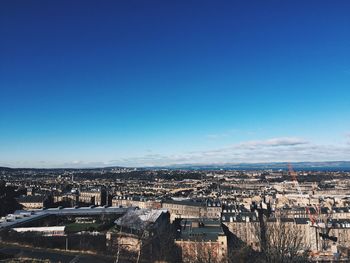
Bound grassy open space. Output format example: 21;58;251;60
65;223;103;233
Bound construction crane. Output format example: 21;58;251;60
288;164;336;252
288;163;303;196
288;164;316;224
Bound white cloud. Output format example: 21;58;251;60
5;137;350;168
102;137;350;167
237;137;308;148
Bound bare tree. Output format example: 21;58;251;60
227;245;263;263
153;224;181;263
180;238;226;263
256;220;310;263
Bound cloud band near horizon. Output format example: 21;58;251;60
2;136;349;168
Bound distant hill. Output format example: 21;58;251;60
0;166;13;171
0;166;127;171
157;161;350;171
1;161;350;172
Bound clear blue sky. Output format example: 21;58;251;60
1;0;350;167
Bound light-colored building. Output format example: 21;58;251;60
112;195;161;209
222;210;260;250
223;209;350;255
79;188;106;206
12;226;66;236
162;199;221;221
17;195;45;210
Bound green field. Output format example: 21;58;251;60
65;223;103;233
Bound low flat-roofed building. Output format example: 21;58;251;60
12;226;66;236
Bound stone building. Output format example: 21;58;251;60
162;199;221;221
79;188;106;206
112;195;161;209
106;209;171;262
222;210;260;250
53;192;79;206
17;195;45;210
175;219;228;263
223;208;350;256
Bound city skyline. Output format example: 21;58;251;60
1;0;350;168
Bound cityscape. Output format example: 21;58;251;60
1;164;350;262
1;1;350;263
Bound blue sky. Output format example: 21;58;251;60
1;0;350;168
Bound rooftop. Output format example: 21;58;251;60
115;208;169;230
177;219;224;242
16;195;45;203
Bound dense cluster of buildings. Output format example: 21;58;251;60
1;167;350;262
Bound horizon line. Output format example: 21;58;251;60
1;160;350;170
